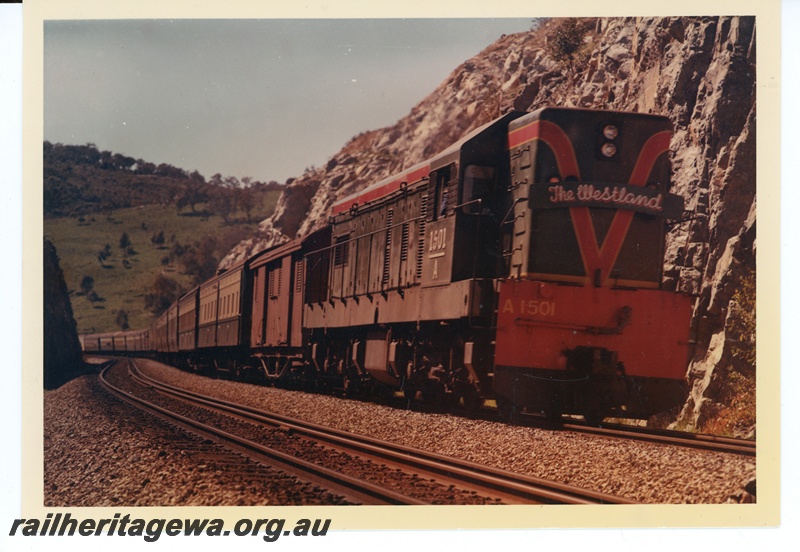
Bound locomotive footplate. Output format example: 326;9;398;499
493;364;687;420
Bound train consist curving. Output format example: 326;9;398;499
81;107;695;422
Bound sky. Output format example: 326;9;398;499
44;18;533;184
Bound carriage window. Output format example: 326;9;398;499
462;165;496;214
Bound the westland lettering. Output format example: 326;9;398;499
578;184;663;210
549;184;663;211
534;181;683;218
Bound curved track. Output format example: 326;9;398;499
93;354;755;459
103;359;636;505
99;361;419;505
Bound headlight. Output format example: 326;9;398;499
600;142;617;158
602;124;619;140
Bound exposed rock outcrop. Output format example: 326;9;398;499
44;239;88;389
220;17;757;433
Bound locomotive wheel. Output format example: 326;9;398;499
460;389;482;415
497;398;520;423
583;413;605;426
343;372;363;398
421;388;446;410
370;383;394;404
543;409;563;424
342;375;355;397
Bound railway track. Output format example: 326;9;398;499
95;354;755;459
486;407;755;457
553;419;756;457
99;361;413;505
101;359;636;505
358;393;755;457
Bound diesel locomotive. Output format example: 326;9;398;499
81;107;695;422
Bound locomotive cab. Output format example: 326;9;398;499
420;111;525;289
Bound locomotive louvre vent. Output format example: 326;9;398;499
268;270;274;298
417;194;428;279
295;259;304;294
334;236;349;266
400;222;409;261
382;209;393;286
269;268;282;299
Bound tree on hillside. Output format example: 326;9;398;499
208;173;224;187
168;241;188;265
208;185;235;223
176;182;209;214
179;236;219;285
63;143;101;166
97;243;112;266
115;309;130;330
99;150;114;169
175;170;209;214
154;163;186;179
111;153;136;171
44;141;227;217
151;230;166;248
546;19;590;75
236;185;255;222
79;275;95;296
144;274;184;315
134;159;156;175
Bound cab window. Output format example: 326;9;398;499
462;165;496;214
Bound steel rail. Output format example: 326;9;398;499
554;419;756;457
99;361;425;505
129;359;637;505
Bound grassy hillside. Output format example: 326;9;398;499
45;196;280;334
43;141;283;333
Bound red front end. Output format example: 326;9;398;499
494;279;693;418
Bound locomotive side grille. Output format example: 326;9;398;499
269;268;280;299
400;222;409;261
268;270;274;298
417;194;428;279
382;209;393;286
295;259;304;294
334;237;349;266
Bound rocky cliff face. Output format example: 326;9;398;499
221;17;757;434
44;239;88;389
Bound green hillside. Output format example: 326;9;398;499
45;202;279;333
43;142;282;333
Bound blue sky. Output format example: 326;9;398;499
45;18;532;183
